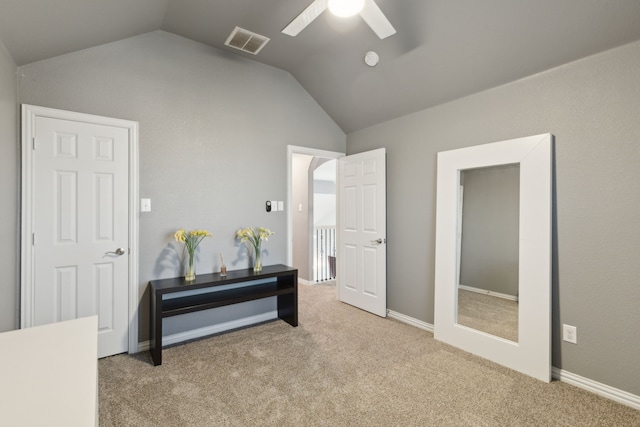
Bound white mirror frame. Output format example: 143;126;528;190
434;133;553;382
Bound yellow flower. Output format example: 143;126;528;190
174;228;213;255
174;229;186;243
235;226;274;253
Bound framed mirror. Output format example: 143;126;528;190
434;134;553;382
458;163;520;343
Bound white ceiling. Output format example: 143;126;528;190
2;0;640;133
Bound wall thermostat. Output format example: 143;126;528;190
266;201;272;212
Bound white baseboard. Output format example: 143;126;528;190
299;278;336;286
552;367;640;410
136;311;278;352
386;310;640;411
387;309;434;333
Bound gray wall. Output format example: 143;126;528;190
459;164;519;296
16;31;346;340
347;40;640;395
0;38;17;333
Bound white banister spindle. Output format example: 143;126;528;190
313;226;336;282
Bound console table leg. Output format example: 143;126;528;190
151;292;163;366
277;292;298;327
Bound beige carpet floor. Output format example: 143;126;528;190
99;284;639;426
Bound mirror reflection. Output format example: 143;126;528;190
457;164;520;342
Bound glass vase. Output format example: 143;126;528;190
253;242;262;273
185;252;196;281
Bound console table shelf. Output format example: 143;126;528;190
149;264;297;366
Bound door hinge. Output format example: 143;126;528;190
32;233;35;245
32;137;36;150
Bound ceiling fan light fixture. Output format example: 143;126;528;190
328;0;365;18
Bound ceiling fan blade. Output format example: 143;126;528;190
282;0;329;36
360;0;396;39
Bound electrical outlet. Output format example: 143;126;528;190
563;324;577;344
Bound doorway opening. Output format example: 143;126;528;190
311;158;337;282
287;146;343;286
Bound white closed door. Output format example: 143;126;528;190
29;115;130;358
338;148;387;317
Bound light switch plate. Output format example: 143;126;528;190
278;201;284;211
141;198;151;212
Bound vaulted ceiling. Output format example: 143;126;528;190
2;0;640;133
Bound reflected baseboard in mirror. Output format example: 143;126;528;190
434;133;553;382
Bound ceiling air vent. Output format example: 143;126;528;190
224;26;270;55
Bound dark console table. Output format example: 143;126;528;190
149;264;298;366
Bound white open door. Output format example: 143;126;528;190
337;148;386;317
22;105;138;358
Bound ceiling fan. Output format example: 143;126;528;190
282;0;396;40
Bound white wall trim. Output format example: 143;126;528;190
458;284;519;302
552;367;640;410
387;310;434;333
298;278;337;287
387;308;640;410
137;311;278;352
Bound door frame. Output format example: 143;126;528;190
20;104;140;354
286;145;344;286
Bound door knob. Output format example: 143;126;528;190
106;248;126;256
371;238;385;245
